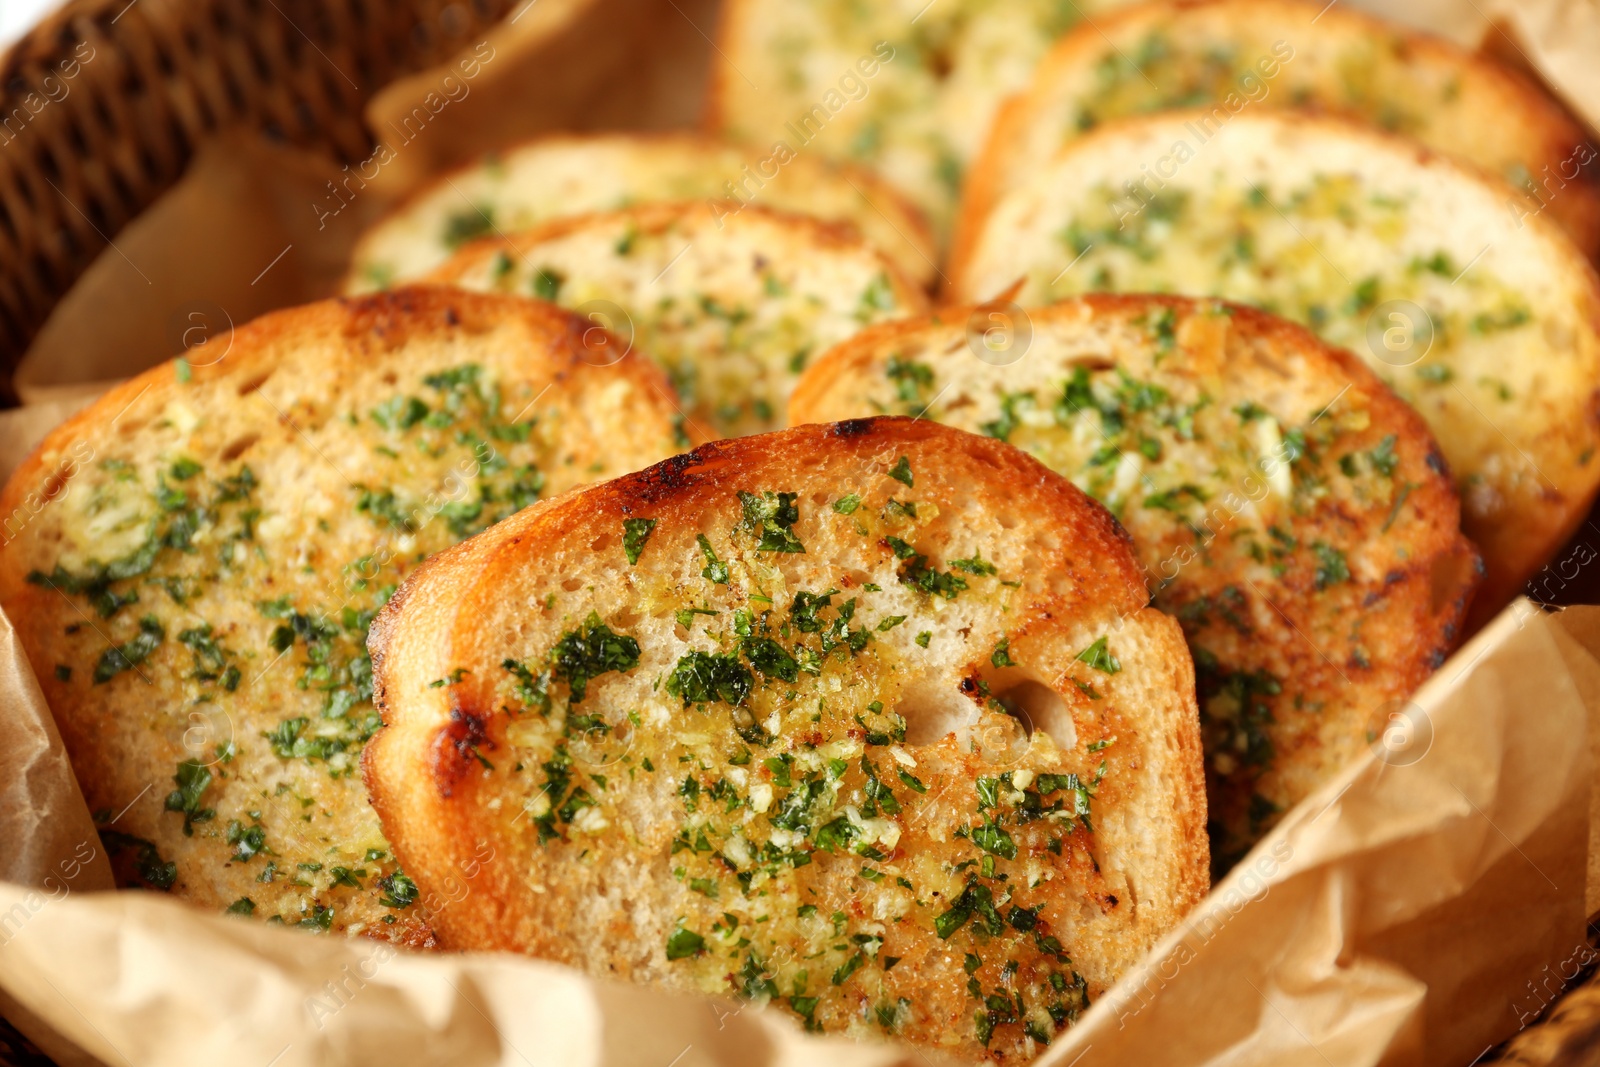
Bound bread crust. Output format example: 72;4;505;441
949;108;1600;626
0;287;686;942
952;0;1600;277
344;130;938;290
789;296;1479;862
365;417;1207;1059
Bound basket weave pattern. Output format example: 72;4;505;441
2;3;1599;1066
0;0;517;396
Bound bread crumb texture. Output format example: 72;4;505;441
0;288;683;943
365;417;1207;1061
789;296;1478;866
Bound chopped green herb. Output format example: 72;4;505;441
950;552;998;577
886;356;934;405
532;267;564;301
1312;542;1350;589
164;759;214;836
371;395;429;432
551;614;640;703
330;866;363;888
739;491;805;553
1369;435;1399;477
442;207;494;248
674;606;718;631
743;637;799;683
100;830;177;890
697;535;730;584
667;651;753;707
94;615;165;684
666;924;705;960
885;537;968;600
981;391;1034;441
1075;636;1120;675
225;820;265;861
169;457;203;481
858;272;896;319
934;880;1003;939
622;518;657;566
971;820;1018;860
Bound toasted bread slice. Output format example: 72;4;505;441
955;0;1600;271
344;132;938;290
789;297;1479;864
0;288;686;942
950;110;1600;625
709;0;1130;241
364;417;1207;1059
423;201;930;439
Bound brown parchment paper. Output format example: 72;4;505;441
4;0;1600;1064
0;595;1590;1067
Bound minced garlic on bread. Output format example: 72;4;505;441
344;132;938;291
709;0;1133;241
363;417;1207;1059
950;110;1600;623
424;201;929;438
956;0;1600;270
789;296;1479;863
0;288;686;942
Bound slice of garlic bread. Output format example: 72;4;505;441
789;297;1479;864
344;132;938;290
950;110;1600;624
424;201;930;439
364;417;1207;1059
957;0;1600;269
0;288;685;942
710;0;1131;241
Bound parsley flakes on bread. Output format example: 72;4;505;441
956;0;1600;271
710;0;1134;241
789;296;1478;861
0;288;686;940
344;131;938;290
424;200;929;438
951;109;1600;624
364;417;1207;1058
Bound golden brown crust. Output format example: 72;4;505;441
789;296;1479;861
365;417;1207;1059
0;287;685;942
345;130;938;289
951;0;1600;284
451;198;895;261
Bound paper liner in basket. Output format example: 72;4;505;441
3;0;1600;1061
0;594;1592;1066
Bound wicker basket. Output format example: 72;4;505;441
0;0;520;401
1488;943;1600;1067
